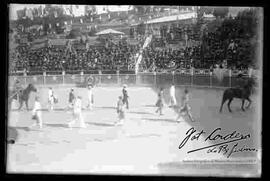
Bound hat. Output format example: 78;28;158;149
123;84;127;88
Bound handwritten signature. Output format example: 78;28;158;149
179;127;257;158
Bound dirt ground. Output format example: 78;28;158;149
6;86;261;176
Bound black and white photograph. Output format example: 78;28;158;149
7;4;262;177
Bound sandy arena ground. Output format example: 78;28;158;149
6;85;261;176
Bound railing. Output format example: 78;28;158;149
8;69;260;89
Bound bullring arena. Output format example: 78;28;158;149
7;5;263;177
7;73;261;176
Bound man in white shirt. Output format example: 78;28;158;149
169;83;177;107
30;96;43;129
68;96;86;128
48;87;54;111
87;84;94;110
176;88;195;122
115;96;125;125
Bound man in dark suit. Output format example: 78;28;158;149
122;84;129;109
68;88;75;108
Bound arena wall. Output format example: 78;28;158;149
8;72;249;90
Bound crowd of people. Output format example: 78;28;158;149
200;14;257;70
142;47;199;71
9;35;252;74
140;45;201;71
139;16;256;72
10;39;140;73
10;10;258;74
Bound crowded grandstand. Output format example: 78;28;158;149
9;6;261;75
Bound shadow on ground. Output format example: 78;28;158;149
86;122;115;127
143;105;156;108
142;118;179;123
95;106;116;110
44;123;69;128
129;111;154;115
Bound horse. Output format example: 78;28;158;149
9;83;37;111
219;77;256;113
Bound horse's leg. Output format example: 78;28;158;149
246;97;252;109
219;100;226;113
241;99;245;111
227;98;233;112
13;94;18;106
25;100;29;111
18;99;23;110
187;110;195;122
175;113;182;122
219;95;227;113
